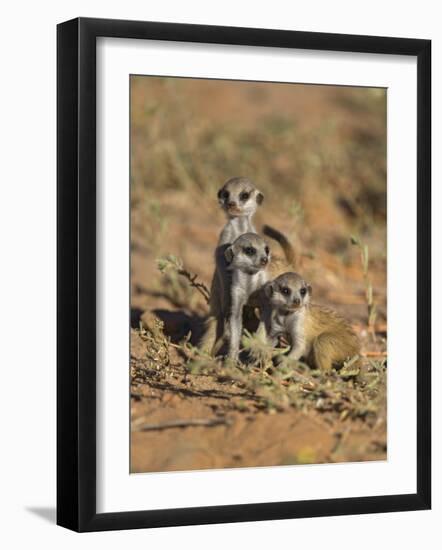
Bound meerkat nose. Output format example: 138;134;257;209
227;201;237;208
260;257;268;266
293;297;301;306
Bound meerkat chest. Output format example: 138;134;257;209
219;217;255;245
272;311;309;353
268;312;288;339
288;311;310;354
232;270;267;302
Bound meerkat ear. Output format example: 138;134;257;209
264;282;274;297
256;191;264;205
217;188;224;199
224;246;234;263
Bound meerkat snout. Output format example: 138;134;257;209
224;233;270;275
217;176;264;218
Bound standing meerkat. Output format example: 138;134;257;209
259;272;360;370
211;233;270;360
216;176;264;245
200;177;264;353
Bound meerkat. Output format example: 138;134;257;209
216;176;264;245
201;228;297;355
259;272;360;370
212;233;270;360
200;177;264;353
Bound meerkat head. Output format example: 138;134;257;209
224;233;270;275
217;177;264;218
265;272;312;312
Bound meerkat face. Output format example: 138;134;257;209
217;177;264;218
224;233;270;275
265;272;312;312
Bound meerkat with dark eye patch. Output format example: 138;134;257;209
259;272;360;370
211;233;271;360
216;176;264;245
200;177;264;353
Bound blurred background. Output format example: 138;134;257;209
130;76;387;473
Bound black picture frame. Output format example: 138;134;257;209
57;17;431;532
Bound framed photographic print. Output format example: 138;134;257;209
57;17;431;532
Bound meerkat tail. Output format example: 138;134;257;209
262;224;296;267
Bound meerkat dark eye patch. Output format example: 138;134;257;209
300;287;307;297
264;245;270;255
281;286;291;296
219;190;229;200
243;246;256;256
264;282;274;297
239;191;250;202
256;192;264;205
224;246;234;263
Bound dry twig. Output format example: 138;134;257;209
361;351;387;358
157;255;211;304
132;417;231;432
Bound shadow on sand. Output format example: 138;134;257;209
26;506;56;524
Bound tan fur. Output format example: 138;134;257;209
304;305;360;370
